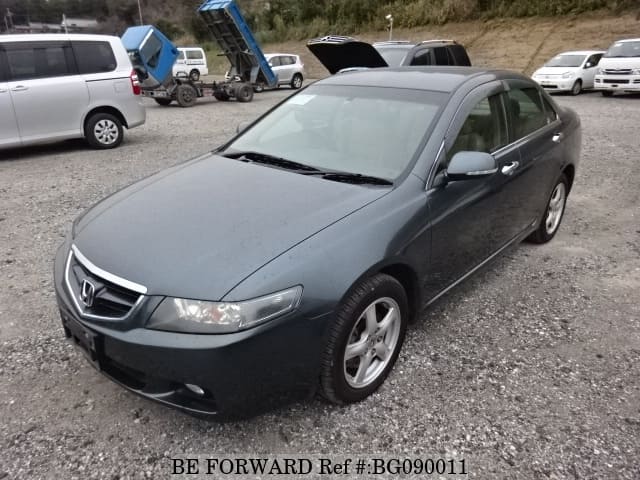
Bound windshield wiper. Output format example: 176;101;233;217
221;150;322;173
316;172;393;186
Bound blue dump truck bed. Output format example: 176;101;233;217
121;26;179;89
198;0;277;88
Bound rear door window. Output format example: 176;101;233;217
411;49;432;66
434;47;449;65
506;88;548;140
6;43;75;80
72;41;117;74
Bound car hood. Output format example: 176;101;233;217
534;66;581;76
72;154;389;301
598;57;640;69
307;37;388;74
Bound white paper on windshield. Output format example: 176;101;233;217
288;94;315;105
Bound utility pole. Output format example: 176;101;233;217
385;14;394;41
137;0;143;25
6;8;14;33
62;13;68;34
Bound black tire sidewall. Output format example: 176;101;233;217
189;69;200;81
291;74;303;89
323;275;408;404
85;113;123;149
176;85;197;107
571;80;582;96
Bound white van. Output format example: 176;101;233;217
172;47;208;81
594;38;640;96
0;34;145;150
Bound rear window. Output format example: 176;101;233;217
507;88;548;140
72;41;117;74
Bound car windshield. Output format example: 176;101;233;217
224;84;445;181
604;40;640;58
375;46;411;66
545;54;585;67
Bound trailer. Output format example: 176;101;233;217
120;0;276;107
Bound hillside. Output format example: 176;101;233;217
255;9;640;79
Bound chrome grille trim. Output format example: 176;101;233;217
64;246;146;321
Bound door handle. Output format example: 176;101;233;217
11;85;29;92
501;161;519;176
552;132;564;143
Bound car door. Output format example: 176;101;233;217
503;81;564;233
6;41;89;144
268;56;282;83
278;56;295;83
582;53;602;88
0;47;21;147
424;82;521;298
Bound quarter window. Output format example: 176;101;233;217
507;88;548;140
542;96;558;124
72;41;117;74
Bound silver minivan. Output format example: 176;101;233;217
0;34;145;150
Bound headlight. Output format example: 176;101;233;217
596;68;604;75
562;71;574;79
146;286;303;333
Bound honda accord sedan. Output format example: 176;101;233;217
54;67;581;418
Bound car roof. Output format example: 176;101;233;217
315;66;526;93
0;33;120;42
615;38;640;43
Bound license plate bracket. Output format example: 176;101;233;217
61;313;102;370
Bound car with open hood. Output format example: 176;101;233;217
307;36;470;74
54;67;580;418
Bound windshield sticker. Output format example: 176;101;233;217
288;94;315;105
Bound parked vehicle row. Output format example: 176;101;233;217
532;38;640;96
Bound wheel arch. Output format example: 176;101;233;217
562;163;576;193
83;105;128;133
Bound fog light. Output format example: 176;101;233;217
185;383;205;396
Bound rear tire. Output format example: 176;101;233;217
235;83;254;103
527;173;568;244
85;113;123;149
176;84;197;107
570;79;582;96
319;274;408;404
601;91;614;97
154;98;172;106
214;91;230;101
291;73;303;89
189;69;200;81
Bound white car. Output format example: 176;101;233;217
594;38;640;96
0;34;145;150
172;47;208;81
532;50;605;95
260;53;305;91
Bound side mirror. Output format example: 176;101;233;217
236;120;251;134
446;151;497;181
584;62;592;68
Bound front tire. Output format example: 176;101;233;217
235;83;254;103
154;97;172;106
570;79;582;96
319;274;408;404
85;113;123;149
527;173;568;244
290;73;303;89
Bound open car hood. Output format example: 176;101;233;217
307;36;389;74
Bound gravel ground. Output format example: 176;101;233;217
1;89;639;480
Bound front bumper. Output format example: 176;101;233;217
53;243;331;418
533;77;576;92
594;75;640;91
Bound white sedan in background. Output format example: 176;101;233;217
532;50;605;95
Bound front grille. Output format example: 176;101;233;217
603;79;630;84
604;69;632;75
65;248;143;319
